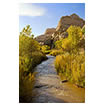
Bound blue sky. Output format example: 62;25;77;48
19;3;85;37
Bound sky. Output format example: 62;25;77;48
19;3;85;37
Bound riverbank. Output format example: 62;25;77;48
32;55;85;103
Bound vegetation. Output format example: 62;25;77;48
19;25;47;102
55;52;85;87
41;45;51;54
54;39;63;49
19;24;85;103
50;49;64;56
54;25;85;88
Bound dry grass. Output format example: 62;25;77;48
55;52;85;88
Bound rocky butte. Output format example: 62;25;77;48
35;13;85;47
35;28;56;46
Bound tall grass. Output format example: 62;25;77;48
19;53;47;102
54;26;85;88
19;72;35;103
19;25;47;102
19;52;47;102
55;52;85;87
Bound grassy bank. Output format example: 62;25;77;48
19;52;47;102
54;25;85;88
49;49;65;56
19;25;47;103
55;52;85;87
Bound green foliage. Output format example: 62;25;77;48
19;25;47;102
50;49;64;56
67;26;82;41
62;38;72;52
19;68;35;102
55;52;85;87
19;52;47;72
67;26;82;51
55;39;63;49
41;45;50;54
54;26;83;52
82;26;85;35
54;25;85;88
19;33;40;57
20;25;34;37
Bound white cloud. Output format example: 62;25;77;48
19;4;46;17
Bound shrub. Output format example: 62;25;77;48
19;35;40;57
19;52;47;102
54;39;63;49
62;38;72;52
50;49;64;56
55;52;85;88
19;72;35;103
41;45;51;54
54;26;85;88
19;25;47;102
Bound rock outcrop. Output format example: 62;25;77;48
35;28;56;46
44;28;56;34
52;14;85;42
56;14;84;32
35;13;85;47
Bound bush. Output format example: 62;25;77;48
19;72;35;103
54;26;85;88
41;45;51;54
62;38;72;52
50;49;64;56
19;25;47;102
54;39;63;49
19;52;47;71
55;52;85;88
19;34;40;57
19;52;47;102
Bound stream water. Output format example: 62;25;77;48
32;55;85;103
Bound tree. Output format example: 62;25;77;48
20;25;34;37
67;26;82;46
19;25;40;57
62;38;72;52
55;39;63;49
67;26;82;52
41;45;50;53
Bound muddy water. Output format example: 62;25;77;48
32;55;85;103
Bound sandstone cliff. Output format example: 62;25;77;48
35;13;85;47
52;14;85;42
35;28;56;46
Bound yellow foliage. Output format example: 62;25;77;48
55;39;63;49
41;45;50;54
55;52;85;87
50;49;64;56
62;38;72;51
19;25;47;102
19;71;35;102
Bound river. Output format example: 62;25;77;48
32;55;85;103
